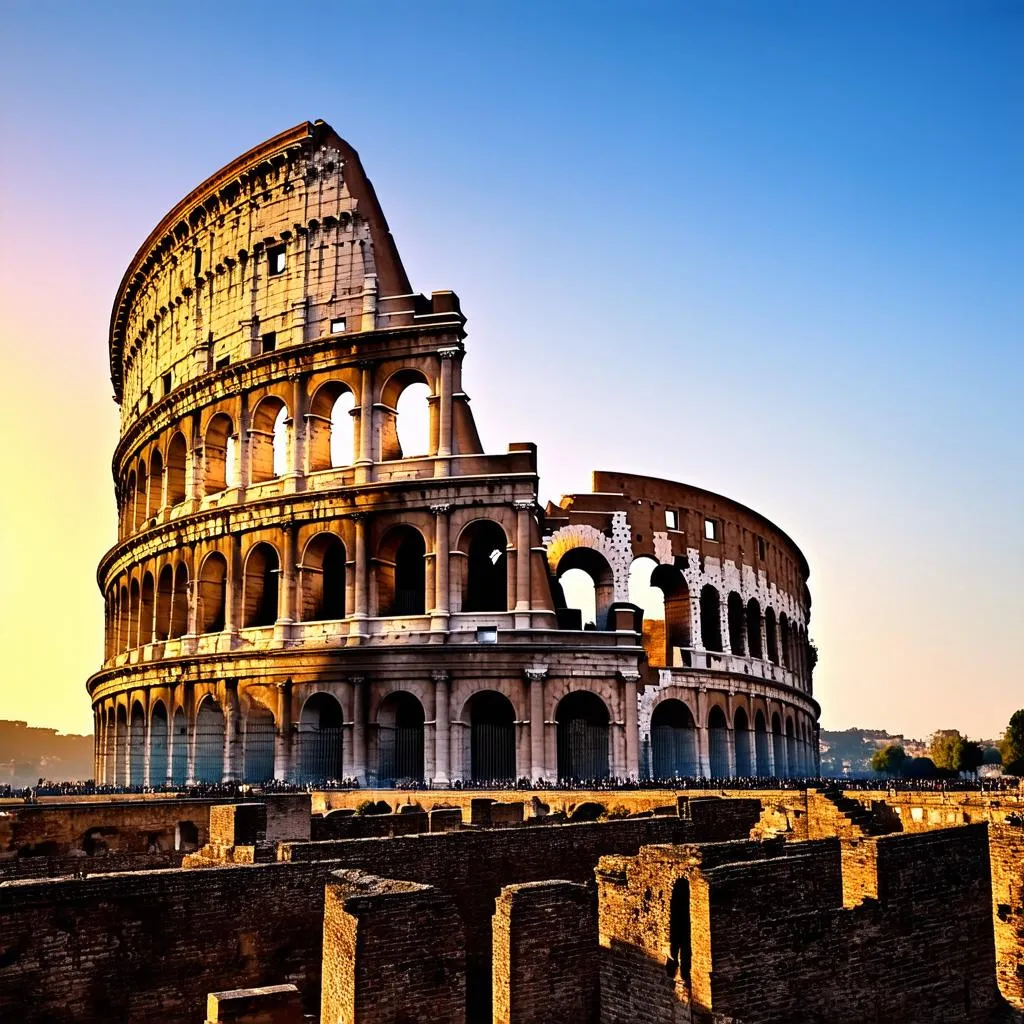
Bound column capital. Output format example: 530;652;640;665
618;670;643;684
523;666;548;683
348;510;369;522
512;499;537;513
431;669;451;684
438;346;461;360
430;503;453;516
348;674;367;685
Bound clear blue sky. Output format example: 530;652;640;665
0;1;1021;740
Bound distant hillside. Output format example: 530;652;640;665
819;727;927;778
0;720;93;786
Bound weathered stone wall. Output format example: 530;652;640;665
310;808;432;841
492;880;597;1024
990;823;1024;1010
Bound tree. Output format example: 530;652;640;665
957;739;984;775
1000;709;1024;767
982;746;1003;765
929;730;963;771
870;744;907;776
904;756;938;779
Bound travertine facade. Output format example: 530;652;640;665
88;120;817;787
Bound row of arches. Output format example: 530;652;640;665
645;699;816;779
118;373;434;538
96;689;616;786
105;520;510;658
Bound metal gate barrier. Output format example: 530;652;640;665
557;720;609;781
471;721;516;782
298;726;343;785
651;724;698;778
378;725;424;785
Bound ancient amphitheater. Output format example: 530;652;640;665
89;119;818;789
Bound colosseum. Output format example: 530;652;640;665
88;118;819;789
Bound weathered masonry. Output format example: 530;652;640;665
88;120;819;787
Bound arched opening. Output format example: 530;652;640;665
171;562;189;639
170;708;187;786
786;717;798;778
699;585;722;653
128;578;140;649
139;572;155;646
243;543;280;627
298;692;344;785
309;382;357;470
727;592;745;655
125;469;136;533
194;698;225;783
249;396;289;483
376;692;425;785
150;703;168;786
301;534;347;621
629;556;665;661
734;707;751;777
129;703;146;787
148;450;163;517
708;706;729;779
754;711;771;777
114;705;128;786
204;413;234;494
465;691;516;782
394;381;432;458
746;599;763;660
765;607;779;665
555;547;614;629
556;691;610;782
155;565;173;641
134;460;148;529
198;553;227;633
166;432;187;506
772;713;786;779
669;878;692;981
460;521;508;613
377;526;426;616
243;703;276;783
117;583;128;652
779;613;791;670
650;699;698;779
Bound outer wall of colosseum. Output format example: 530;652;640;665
88;119;818;790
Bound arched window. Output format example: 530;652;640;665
148;449;163;518
754;711;770;778
554;547;614;629
465;691;516;782
204;414;234;494
649;699;697;779
114;705;128;786
301;534;347;621
765;607;779;665
460;521;508;613
699;585;722;653
134;460;148;529
198;553;227;633
786;717;798;779
380;369;433;460
166;432;188;506
243;703;276;783
376;692;425;785
155;565;173;641
129;703;146;787
125;470;137;533
772;713;786;779
194;698;225;783
708;706;729;779
377;527;426;616
249;396;289;483
139;572;155;646
243;543;280;627
727;592;745;655
734;707;751;777
556;691;610;782
746;599;763;660
118;583;129;653
308;382;357;470
778;613;790;669
128;578;141;650
651;564;691;664
170;708;187;786
171;562;189;639
298;693;344;784
150;703;168;786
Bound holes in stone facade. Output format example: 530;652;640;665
243;543;280;627
699;585;722;653
703;518;718;541
267;245;286;276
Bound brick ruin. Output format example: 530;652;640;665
0;788;1021;1022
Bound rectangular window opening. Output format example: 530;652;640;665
215;355;231;370
162;372;173;396
330;316;347;335
757;536;766;560
704;518;718;541
267;245;286;276
261;331;277;354
193;249;202;278
476;626;498;645
665;509;678;530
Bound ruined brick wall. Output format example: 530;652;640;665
988;824;1024;1010
492;881;597;1024
321;870;465;1024
682;797;764;840
310;809;431;841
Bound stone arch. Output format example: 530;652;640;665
198;552;228;633
778;613;790;669
129;702;146;787
765;607;779;665
155;564;173;641
746;598;763;660
786;716;797;778
734;706;752;777
376;525;427;616
249;394;289;482
128;577;141;649
124;468;137;534
380;368;433;460
771;712;786;779
204;413;234;494
651;564;691;665
727;592;745;656
194;697;225;783
134;458;148;529
297;692;344;785
170;707;187;786
699;584;722;653
649;698;697;779
242;700;276;783
376;691;425;785
556;691;610;782
150;701;168;785
553;546;614;629
545;520;630;609
148;449;163;517
166;431;188;505
171;562;189;639
308;381;356;470
300;533;347;621
139;571;155;646
708;705;729;779
462;690;517;783
457;519;509;613
243;542;280;627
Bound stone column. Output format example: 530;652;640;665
285;373;305;493
431;503;451;635
275;680;292;782
143;692;152;788
223;679;240;782
435;346;458;472
433;670;451;786
350;514;369;640
186;686;197;784
514;500;534;623
278;523;297;639
695;689;709;778
719;592;732;655
351;675;368;785
525;668;547;783
225;533;242;635
621;671;640;781
355;361;373;485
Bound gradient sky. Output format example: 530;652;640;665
0;1;1020;741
